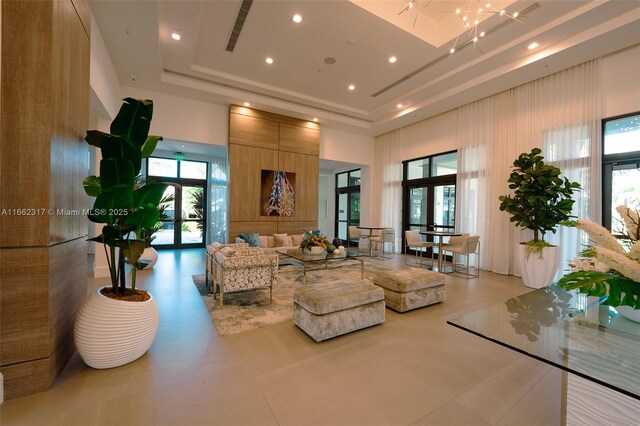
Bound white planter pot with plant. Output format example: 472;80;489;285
75;98;167;369
499;148;581;288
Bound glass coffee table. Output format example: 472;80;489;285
276;248;363;285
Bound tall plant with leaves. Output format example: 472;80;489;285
192;189;204;239
84;98;167;296
498;148;581;246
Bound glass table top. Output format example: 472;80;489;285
276;248;361;263
448;284;640;400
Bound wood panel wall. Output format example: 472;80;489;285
228;106;319;240
0;0;89;399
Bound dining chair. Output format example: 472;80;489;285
347;226;363;248
370;228;396;259
404;230;436;266
441;235;480;278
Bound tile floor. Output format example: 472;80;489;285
0;249;564;425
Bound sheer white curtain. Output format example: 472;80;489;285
208;156;228;244
374;129;403;251
458;59;602;276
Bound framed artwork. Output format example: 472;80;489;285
261;170;296;216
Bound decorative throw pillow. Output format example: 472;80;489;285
273;233;293;247
238;232;261;247
291;234;303;246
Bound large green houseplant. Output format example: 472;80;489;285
75;98;167;369
498;148;580;288
83;98;167;296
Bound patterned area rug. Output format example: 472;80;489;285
192;262;391;336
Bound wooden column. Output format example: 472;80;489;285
0;0;90;399
228;106;320;239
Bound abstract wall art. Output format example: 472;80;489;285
261;170;296;216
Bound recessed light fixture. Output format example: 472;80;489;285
292;14;302;23
397;103;403;108
388;56;397;63
450;48;455;54
348;84;356;91
313;118;319;122
244;102;251;107
528;42;539;50
265;57;274;64
171;32;181;41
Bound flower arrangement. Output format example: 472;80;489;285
558;205;640;309
299;230;331;252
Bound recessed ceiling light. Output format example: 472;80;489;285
450;48;455;54
388;56;397;64
244;102;251;107
265;57;274;64
397;103;403;108
528;42;539;50
348;84;355;91
292;14;302;23
171;32;181;41
313;118;319;122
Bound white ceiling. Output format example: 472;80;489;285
90;0;640;136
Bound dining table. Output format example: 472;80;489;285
420;230;462;272
356;226;387;256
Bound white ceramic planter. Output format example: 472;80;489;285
139;247;158;269
517;244;560;289
615;305;640;323
74;287;159;369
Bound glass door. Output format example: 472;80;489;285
147;156;208;249
154;186;176;246
152;185;206;248
602;112;640;234
180;186;205;246
335;169;361;242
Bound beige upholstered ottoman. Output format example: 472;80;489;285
373;269;445;312
293;280;385;342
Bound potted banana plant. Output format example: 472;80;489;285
74;98;167;369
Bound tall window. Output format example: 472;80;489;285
147;157;208;249
335;169;361;242
602;112;640;234
402;151;457;254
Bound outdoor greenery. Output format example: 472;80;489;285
83;98;167;296
499;148;581;246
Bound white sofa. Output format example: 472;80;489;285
234;234;304;254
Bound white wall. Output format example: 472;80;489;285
320;127;375;236
318;175;330;236
90;13;121;119
122;86;228;147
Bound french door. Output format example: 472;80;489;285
336;190;360;242
403;176;456;257
602;112;640;233
147;156;208;249
154;184;206;249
